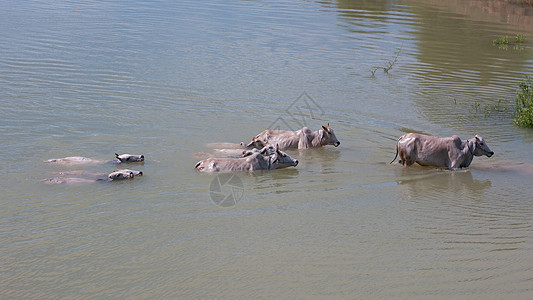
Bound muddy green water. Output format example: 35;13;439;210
1;0;533;298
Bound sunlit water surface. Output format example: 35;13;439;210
1;0;533;298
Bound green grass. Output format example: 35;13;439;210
514;76;533;127
493;36;509;45
470;99;511;119
465;76;533;128
493;34;525;47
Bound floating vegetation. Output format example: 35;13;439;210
470;99;512;119
371;44;403;77
514;76;533;127
493;34;525;50
466;76;533;127
493;36;509;45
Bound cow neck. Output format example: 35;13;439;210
312;130;322;147
466;139;474;156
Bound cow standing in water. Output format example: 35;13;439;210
245;124;340;150
391;133;494;170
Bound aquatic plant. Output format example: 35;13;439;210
371;44;403;77
493;34;525;50
493;36;509;45
514;76;533;127
471;99;511;118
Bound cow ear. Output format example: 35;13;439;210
275;144;279;152
115;153;120;158
475;135;480;142
322;126;329;133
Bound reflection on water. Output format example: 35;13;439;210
396;167;492;199
402;0;533;137
421;0;533;28
295;147;342;172
2;0;533;298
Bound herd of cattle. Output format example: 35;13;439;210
194;123;494;172
44;123;495;183
44;153;145;184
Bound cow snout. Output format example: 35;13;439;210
294;159;299;166
334;141;340;147
488;151;494;157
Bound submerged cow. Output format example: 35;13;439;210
44;169;143;184
195;145;298;173
47;153;144;164
46;156;101;164
390;133;494;169
245;123;340;150
115;153;144;163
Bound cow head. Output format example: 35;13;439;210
116;169;143;177
108;170;135;181
269;144;298;169
115;153;144;162
471;135;494;157
245;136;267;149
319;123;340;147
241;144;276;157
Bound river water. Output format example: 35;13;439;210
2;0;533;298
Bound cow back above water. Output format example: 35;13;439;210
115;153;144;163
391;133;494;169
245;123;340;150
195;145;298;173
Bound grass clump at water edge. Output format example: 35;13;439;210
514;75;533;127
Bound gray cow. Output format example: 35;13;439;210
195;145;298;173
391;133;494;169
245;123;340;150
